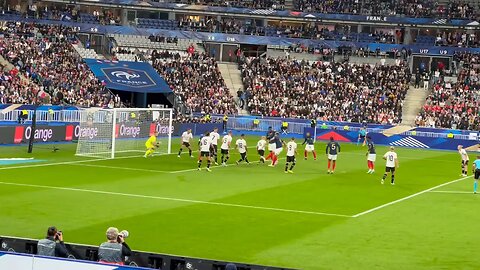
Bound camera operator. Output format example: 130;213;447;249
37;226;69;258
98;227;132;265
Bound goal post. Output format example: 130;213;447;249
75;108;173;159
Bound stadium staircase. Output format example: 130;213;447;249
218;63;249;114
72;43;104;60
401;85;430;126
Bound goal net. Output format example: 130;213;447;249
75;108;173;159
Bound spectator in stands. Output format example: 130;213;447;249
240;57;409;124
0;22;120;108
37;226;69;258
417;65;480;130
150;52;237;115
98;227;132;265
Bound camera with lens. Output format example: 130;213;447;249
54;230;63;241
117;230;129;243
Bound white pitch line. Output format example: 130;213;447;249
0;181;352;218
352;175;471;218
0;153;168;171
0;158;105;171
429;190;474;194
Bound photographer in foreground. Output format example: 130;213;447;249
37;226;69;258
98;227;132;265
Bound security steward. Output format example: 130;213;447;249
222;114;228;130
204;113;211;123
253;118;260;129
18;109;28;124
48;108;54;121
281;121;289;134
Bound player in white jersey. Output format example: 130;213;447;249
235;134;250;164
458;145;470;176
178;128;193;158
210;127;220;165
257;136;267;163
220;131;233;166
198;132;212;172
381;146;399;185
285;138;297;173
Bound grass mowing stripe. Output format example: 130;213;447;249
352;175;471;218
69;163;171;173
429;190;473;194
169;158;286;174
0;181;353;218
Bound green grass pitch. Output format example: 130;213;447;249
0;139;478;270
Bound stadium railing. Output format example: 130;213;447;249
1;108;478;143
0;109;135;124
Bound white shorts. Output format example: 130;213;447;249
305;145;314;152
328;154;337;161
268;143;276;151
274;147;283;155
367;154;376;162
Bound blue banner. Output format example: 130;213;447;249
84;59;171;93
303;128;479;151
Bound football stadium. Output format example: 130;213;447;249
0;0;479;269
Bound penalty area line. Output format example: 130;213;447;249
0;181;352;218
352;175;471;218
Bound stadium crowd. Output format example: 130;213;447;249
171;0;477;19
150;51;237;115
240;57;410;124
0;22;120;107
434;31;480;47
454;51;480;67
24;3;121;25
416;66;480;130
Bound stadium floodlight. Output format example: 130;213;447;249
75;108;173;159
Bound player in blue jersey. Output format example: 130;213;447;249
302;132;317;160
473;155;480;194
366;136;376;174
265;127;276;162
326;137;341;174
269;132;284;167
